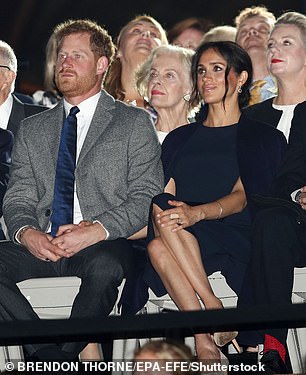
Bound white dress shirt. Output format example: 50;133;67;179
64;92;100;225
273;103;296;142
0;95;13;130
63;93;108;237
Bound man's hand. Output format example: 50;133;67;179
21;228;69;262
51;222;106;255
297;186;306;210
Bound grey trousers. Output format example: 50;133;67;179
0;238;131;357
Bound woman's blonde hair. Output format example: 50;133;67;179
104;15;168;100
273;11;306;48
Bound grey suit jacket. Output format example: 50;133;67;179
4;90;164;240
8;94;47;136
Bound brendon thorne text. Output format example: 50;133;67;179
11;360;266;373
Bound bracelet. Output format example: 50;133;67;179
216;200;223;219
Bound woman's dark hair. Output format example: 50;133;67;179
191;41;253;113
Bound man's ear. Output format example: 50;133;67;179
96;56;109;75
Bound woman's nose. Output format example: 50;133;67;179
141;30;151;38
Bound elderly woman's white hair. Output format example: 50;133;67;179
136;44;199;114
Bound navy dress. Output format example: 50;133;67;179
119;116;286;315
145;122;251;297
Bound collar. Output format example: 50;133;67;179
63;92;101;117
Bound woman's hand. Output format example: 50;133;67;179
156;200;203;231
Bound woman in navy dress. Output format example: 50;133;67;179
147;41;254;361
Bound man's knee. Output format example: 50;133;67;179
82;239;131;284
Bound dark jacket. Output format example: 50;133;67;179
0;129;13;238
243;98;282;128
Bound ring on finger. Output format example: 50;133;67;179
177;218;183;225
170;213;179;220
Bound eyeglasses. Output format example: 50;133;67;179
0;65;11;71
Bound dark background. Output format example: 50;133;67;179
1;0;304;94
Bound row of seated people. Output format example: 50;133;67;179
0;8;304;375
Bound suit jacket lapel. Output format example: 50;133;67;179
263;99;282;127
77;91;115;166
42;101;65;170
8;95;25;136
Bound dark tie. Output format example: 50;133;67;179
50;106;79;237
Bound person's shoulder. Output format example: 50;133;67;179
162;123;198;149
0;128;13;144
99;90;151;120
166;122;198;140
294;100;306;116
22;100;62;128
243;98;273;114
239;113;286;143
23;102;48;117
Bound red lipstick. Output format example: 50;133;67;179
271;58;283;63
151;90;164;95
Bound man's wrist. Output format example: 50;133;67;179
93;220;109;240
15;225;39;244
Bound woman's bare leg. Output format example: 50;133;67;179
148;236;220;360
152;204;221;309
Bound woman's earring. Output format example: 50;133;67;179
183;93;191;102
237;86;242;94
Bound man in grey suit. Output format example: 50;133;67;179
0;19;163;360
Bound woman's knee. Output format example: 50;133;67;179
147;238;170;272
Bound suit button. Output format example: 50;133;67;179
45;209;51;217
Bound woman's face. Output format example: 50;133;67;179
147;53;191;111
172;28;204;50
196;48;240;104
267;24;306;78
119;21;162;62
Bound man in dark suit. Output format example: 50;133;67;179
0;40;46;136
0;19;163;360
0;41;46;239
244;101;306;373
0;128;13;239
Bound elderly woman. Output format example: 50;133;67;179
104;15;167;107
136;45;198;143
144;41;286;362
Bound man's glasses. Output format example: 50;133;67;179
0;65;11;71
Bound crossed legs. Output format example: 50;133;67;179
148;203;224;360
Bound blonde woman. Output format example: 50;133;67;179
104;15;167;108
